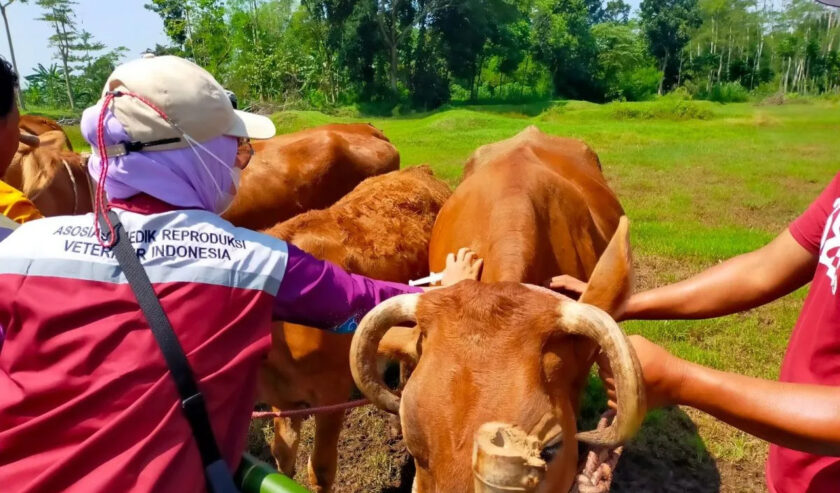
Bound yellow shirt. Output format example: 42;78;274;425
0;180;43;224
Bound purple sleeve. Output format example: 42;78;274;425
273;243;423;332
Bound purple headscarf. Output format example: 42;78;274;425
82;104;238;212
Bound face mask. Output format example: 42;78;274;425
182;134;240;214
225;166;242;212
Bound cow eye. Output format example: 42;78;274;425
540;434;563;462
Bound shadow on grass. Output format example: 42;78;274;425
381;458;416;493
613;408;721;492
581;374;721;493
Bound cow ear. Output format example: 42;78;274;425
580;216;633;318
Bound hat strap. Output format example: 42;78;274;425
91;137;182;158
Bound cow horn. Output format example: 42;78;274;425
350;293;420;414
19;133;40;148
556;302;645;447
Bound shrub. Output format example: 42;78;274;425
700;82;750;103
784;93;816;105
610;99;714;120
661;86;693;101
758;92;786;106
615;66;662;101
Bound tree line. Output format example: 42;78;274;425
12;0;840;112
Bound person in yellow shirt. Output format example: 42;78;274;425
0;55;41;240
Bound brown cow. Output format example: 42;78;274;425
259;165;451;493
5;130;93;216
223;123;400;230
19;114;74;151
350;127;645;492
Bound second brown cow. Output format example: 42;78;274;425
260;165;451;493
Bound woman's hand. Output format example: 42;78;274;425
440;248;483;286
599;335;688;411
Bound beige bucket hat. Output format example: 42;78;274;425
102;55;275;151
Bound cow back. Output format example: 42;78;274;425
259;166;450;405
430;126;623;284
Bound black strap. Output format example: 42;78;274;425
99;210;238;493
123;137;182;153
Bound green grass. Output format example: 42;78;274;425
22;104;82;121
55;98;840;490
65;126;87;152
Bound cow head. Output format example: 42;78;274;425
350;218;643;492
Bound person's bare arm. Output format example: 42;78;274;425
619;336;840;456
551;228;817;321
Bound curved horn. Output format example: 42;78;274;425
557;302;645;447
350;293;420;414
19;133;40;148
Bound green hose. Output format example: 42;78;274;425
236;453;310;493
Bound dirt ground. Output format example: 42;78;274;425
248;407;415;492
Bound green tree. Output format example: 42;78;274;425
592;21;660;100
23;63;66;107
186;0;229;76
144;0;189;52
410;28;450;108
73;30;105;73
433;0;522;100
227;0;306;103
603;0;630;23
640;0;701;94
374;0;415;92
74;46;127;106
532;0;599;100
338;0;385;101
299;0;356;104
36;0;78;108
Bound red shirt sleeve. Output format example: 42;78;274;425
789;172;840;255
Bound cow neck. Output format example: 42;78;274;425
109;194;186;215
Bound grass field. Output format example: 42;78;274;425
59;98;840;491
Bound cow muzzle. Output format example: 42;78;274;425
472;422;548;492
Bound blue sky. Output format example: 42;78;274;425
0;0;646;83
0;0;169;80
